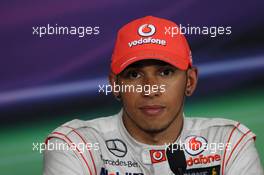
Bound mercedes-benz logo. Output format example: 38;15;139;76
106;139;127;157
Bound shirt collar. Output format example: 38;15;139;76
117;108;187;164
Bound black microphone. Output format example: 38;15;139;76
166;144;187;175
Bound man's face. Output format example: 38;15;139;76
115;60;188;133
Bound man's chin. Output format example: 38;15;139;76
140;124;169;134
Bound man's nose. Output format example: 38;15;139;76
141;75;162;98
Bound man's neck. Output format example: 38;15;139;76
122;112;183;146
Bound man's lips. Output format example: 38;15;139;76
138;105;166;116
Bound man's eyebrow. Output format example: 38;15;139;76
119;64;177;76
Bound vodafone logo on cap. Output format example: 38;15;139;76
128;24;166;48
138;24;156;37
184;135;207;156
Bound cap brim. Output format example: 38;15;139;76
112;50;190;74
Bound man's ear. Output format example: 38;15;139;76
185;67;198;96
108;71;121;99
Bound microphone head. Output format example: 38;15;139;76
166;144;187;174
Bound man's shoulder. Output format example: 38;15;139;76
46;113;120;140
64;114;119;133
43;115;118;175
185;117;238;130
184;116;256;140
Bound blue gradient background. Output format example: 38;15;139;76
0;0;263;174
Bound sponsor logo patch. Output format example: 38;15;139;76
138;24;156;37
149;150;166;163
100;168;144;175
128;24;166;48
102;158;139;168
185;165;220;175
106;139;127;157
186;154;221;167
184;135;208;156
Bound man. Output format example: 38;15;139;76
43;16;263;175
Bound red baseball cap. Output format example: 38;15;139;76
111;16;192;75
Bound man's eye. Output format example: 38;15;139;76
128;71;141;79
160;68;174;76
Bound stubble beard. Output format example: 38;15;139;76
123;91;186;135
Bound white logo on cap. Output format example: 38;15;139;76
138;24;155;37
128;24;166;48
